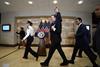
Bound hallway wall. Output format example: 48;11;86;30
0;11;92;45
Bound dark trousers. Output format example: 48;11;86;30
23;36;37;58
44;41;68;64
78;49;83;56
71;43;97;65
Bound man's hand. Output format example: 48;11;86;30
21;39;24;42
54;7;59;13
51;25;56;31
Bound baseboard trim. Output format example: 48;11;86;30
0;44;92;48
0;44;75;47
0;44;17;47
31;44;75;47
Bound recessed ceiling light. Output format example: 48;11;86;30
78;0;84;5
28;1;33;4
4;1;10;5
53;0;58;4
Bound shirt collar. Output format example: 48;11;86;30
28;26;32;28
78;23;82;27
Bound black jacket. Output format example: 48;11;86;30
75;24;90;47
93;23;100;54
50;12;62;43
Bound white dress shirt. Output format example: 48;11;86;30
22;26;34;40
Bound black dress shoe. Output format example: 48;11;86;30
60;62;68;66
68;60;74;64
40;62;48;66
23;57;28;59
93;64;99;67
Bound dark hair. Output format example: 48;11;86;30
27;21;33;26
76;17;82;22
21;27;24;30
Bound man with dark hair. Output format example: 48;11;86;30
16;27;25;49
27;21;33;26
40;7;68;66
76;17;82;22
69;17;98;67
22;20;38;61
76;18;91;58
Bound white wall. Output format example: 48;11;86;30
0;11;92;45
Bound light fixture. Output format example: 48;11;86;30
4;1;10;5
28;1;33;4
78;0;84;5
53;0;58;4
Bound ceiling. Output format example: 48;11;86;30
0;0;100;13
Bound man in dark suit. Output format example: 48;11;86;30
77;26;91;58
40;8;68;66
92;6;100;58
69;17;98;67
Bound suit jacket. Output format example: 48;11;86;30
93;23;100;53
50;12;62;43
75;24;90;48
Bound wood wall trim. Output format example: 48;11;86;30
15;16;76;19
